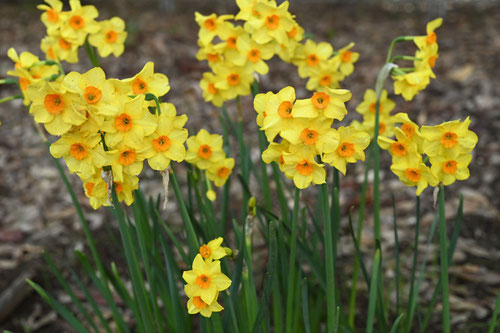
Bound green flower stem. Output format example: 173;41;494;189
170;167;200;254
348;144;372;327
84;38;100;68
367;250;381;333
373;98;381;243
438;185;451;333
322;182;336;333
0;94;22;104
390;55;422;63
0;78;18;85
488;289;500;333
285;188;301;333
405;195;421;333
385;36;417;63
145;93;162;115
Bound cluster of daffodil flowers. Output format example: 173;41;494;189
391;18;442;101
185;129;235;200
182;237;232;317
196;0;358;107
23;62;187;209
378;116;478;195
254;86;370;189
39;0;127;63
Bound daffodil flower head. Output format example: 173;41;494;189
232;34;274;75
293;39;334;78
196;42;226;67
146;103;188;171
63;67;119;116
112;174;139;206
260;86;299;141
199;237;228;262
335;42;359;77
390;159;438;196
7;48;40;69
37;0;65;35
283;145;326;189
26;80;86;135
281;117;340;155
392;69;431;101
293;88;352;121
207;158;235;187
200;71;227;107
355;89;395;118
244;1;294;45
185;129;225;170
194;12;234;46
421;117;478;157
186;290;224;318
253;90;275;127
82;171;110;210
429;150;472;186
322;126;370;175
262;140;290;172
305;57;344;92
121;62;170;98
101;144;148;183
414;17;443;50
61;1;100;45
88;17;127;58
183;254;232;304
41;35;80;63
100;94;158;150
50;131;104;178
212;62;254;100
378;128;423;167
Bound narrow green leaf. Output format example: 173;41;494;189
301;278;311;333
366;250;381;333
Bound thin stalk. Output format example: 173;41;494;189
322;182;336;333
385;36;417;63
0;78;18;85
390;55;422;63
0;94;22;104
84;38;100;67
392;194;401;314
405;195;421;333
285;188;301;333
367;250;381;333
488;289;500;333
170;167;200;253
373;97;381;244
348;144;372;327
438;185;450;333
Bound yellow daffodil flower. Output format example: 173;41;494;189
89;17;127;58
145;103;188;171
391;159;438;196
199;237;228;262
293;88;351;121
244;1;294;45
121;62;170;98
200;72;227;107
323;126;370;175
113;174;139;206
101;95;158;150
207;158;235;187
194;12;234;46
293;39;334;78
281;117;340;155
421;117;478;157
392;70;431;101
37;0;65;35
414;18;443;50
335;42;359;77
41;35;80;63
183;254;232;304
185;129;225;170
82;172;110;210
212;62;253;100
26;80;86;135
186;290;224;318
262;140;290;172
283;146;326;189
429;151;472;186
355;89;395;118
61;0;100;45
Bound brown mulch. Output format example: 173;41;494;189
0;1;499;332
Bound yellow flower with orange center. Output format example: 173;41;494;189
110;174;139;206
186;291;224;318
390;159;438;196
101;95;158;150
334;42;359;76
200;72;228;107
198;237;227;262
63;67;119;116
305;58;344;92
41;35;80;63
293;39;334;78
421;117;478;157
81;172;110;210
283;146;326;189
183;254;231;305
37;0;65;35
392;70;431;101
262;140;290;173
293;88;352;121
100;144;149;182
231;34;275;75
355;89;395;118
322;126;370;175
88;17;127;58
244;1;294;45
378;128;423;169
50;132;104;179
185;129;225;170
414;18;443;50
212;62;254;100
60;1;99;45
120;62;170;98
429;151;472;186
194;12;234;46
26;81;86;135
281;117;340;155
145;103;188;171
207;158;235;187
